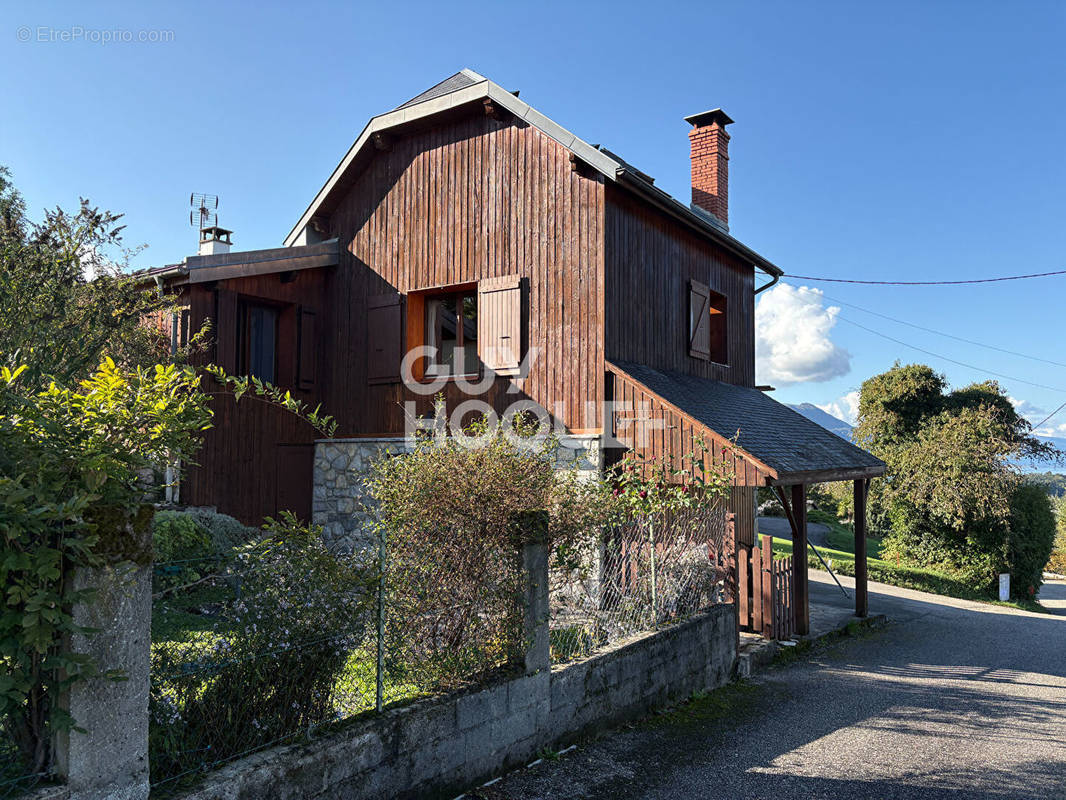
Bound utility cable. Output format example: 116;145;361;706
835;315;1066;394
780;281;1066;370
786;269;1066;285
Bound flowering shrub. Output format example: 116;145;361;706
607;437;734;520
148;513;375;787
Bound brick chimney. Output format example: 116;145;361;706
685;108;734;229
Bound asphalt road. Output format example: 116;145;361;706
756;515;831;548
477;577;1066;800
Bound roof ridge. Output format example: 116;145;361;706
395;69;487;110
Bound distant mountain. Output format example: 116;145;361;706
787;403;853;441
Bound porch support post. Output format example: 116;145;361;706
791;483;809;636
854;479;869;618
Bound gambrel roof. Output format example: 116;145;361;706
283;70;783;281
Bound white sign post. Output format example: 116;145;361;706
998;573;1010;602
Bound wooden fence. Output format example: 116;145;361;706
738;534;795;640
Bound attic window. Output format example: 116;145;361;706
688;280;728;365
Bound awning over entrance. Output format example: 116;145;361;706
607;359;884;632
608;360;886;486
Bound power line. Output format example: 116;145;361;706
782;282;1066;369
787;269;1066;286
1033;400;1066;431
835;315;1066;394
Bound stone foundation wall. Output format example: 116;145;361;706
313;434;603;551
175;604;735;800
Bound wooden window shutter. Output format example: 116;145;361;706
689;280;711;360
367;293;403;383
477;275;522;376
297;307;317;390
215;288;239;372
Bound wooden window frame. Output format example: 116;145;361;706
237;298;282;383
406;281;481;383
689;279;729;366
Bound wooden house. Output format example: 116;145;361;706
149;70;884;635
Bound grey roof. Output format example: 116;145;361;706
610;361;885;484
396;69;483;110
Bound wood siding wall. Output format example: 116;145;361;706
181;269;330;524
603;185;756;387
178;110;770;527
324;113;606;435
607;365;764;547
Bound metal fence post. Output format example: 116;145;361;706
648;516;658;624
519;511;550;675
375;525;386;713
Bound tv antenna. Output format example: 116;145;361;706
189;193;218;230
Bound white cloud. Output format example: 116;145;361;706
1007;396;1066;438
1008;396;1044;422
817;390;861;426
755;284;851;386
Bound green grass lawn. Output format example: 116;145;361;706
765;514;1047;614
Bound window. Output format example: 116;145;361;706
688;280;728;364
424;289;480;376
401;275;522;383
239;302;279;382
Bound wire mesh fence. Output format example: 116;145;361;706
0;736;47;800
148;543;376;794
549;505;731;664
379;530;524;707
148;525;526;794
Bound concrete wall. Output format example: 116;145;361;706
173;604;735;800
312;434;604;551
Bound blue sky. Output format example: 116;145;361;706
3;0;1065;435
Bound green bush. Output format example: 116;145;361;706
880;505;1003;595
1049;497;1066;575
149;513;375;786
151;510;219;598
181;507;256;552
1006;484;1056;598
0;360;210;775
152;511;213;563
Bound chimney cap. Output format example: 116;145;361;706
684;108;734;128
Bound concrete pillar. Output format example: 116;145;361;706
54;537;152;799
519;511;551;676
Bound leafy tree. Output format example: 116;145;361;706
1024;472;1066;498
0;171;340;780
0;359;211;774
0;166;178;385
1049;495;1066;575
1006;484;1056;598
855;362;1059;596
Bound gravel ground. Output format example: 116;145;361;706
472;577;1066;800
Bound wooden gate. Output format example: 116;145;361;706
738;534;795;640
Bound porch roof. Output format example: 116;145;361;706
608;361;886;486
